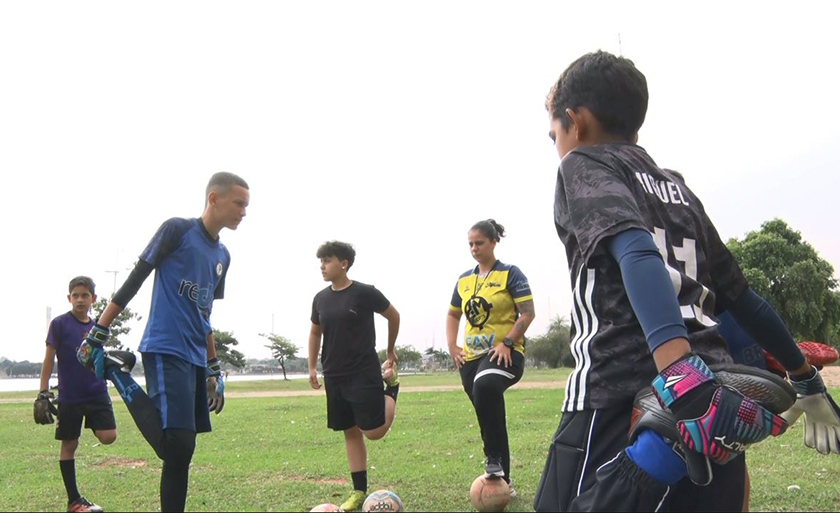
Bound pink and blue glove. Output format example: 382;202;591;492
652;353;788;464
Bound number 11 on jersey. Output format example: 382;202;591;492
651;227;717;328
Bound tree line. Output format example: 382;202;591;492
4;218;834;378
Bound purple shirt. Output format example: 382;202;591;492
46;311;108;404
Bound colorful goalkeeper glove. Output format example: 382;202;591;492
76;324;110;380
652;353;788;464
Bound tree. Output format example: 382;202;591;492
727;219;840;346
526;316;573;369
423;347;455;371
212;329;246;369
377;345;423;370
261;333;298;380
92;297;142;349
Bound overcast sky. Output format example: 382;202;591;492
1;2;838;364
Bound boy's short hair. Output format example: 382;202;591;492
316;241;356;269
68;276;96;295
547;50;648;141
206;172;249;199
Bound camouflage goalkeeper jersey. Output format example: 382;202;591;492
554;143;748;411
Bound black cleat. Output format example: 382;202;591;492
104;350;136;374
484;456;504;479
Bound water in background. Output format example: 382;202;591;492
0;373;308;393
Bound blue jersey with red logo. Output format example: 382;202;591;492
137;218;230;366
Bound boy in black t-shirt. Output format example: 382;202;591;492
308;241;401;512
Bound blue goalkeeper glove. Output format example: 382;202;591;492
76;324;110;380
207;357;225;414
652;353;788;465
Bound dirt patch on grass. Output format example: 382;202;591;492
821;366;840;388
287;476;349;486
226;381;564;398
94;457;147;469
2;369;835;404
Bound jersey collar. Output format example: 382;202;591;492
196;218;220;245
473;259;500;276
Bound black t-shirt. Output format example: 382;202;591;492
554;143;748;411
311;281;391;378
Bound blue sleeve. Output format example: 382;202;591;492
506;266;534;302
450;283;462;311
607;228;688;353
727;287;805;371
716;311;767;369
139;218;191;267
215;248;230;300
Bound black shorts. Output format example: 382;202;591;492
535;405;746;512
535;405;633;511
324;371;385;431
55;395;117;441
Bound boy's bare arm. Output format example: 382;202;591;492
97;302;125;328
652;338;691;371
206;331;218;361
39;346;56;392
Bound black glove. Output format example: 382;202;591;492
33;390;58;425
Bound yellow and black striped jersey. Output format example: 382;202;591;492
450;260;533;361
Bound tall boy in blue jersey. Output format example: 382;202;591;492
77;172;249;513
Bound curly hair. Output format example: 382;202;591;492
316;241;356;269
547;50;648;141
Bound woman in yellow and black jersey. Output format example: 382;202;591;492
446;219;536;493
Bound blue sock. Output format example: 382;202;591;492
625;430;687;486
107;368;143;404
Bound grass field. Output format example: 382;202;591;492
1;370;838;512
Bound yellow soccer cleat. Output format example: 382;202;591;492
340;490;366;512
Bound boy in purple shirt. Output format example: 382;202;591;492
36;277;119;513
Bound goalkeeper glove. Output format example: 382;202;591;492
33;390;58;425
652;353;788;464
207;357;225;414
782;367;840;455
76;324;110;380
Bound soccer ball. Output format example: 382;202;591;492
362;490;404;512
310;504;342;512
470;475;510;512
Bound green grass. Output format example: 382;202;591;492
1;381;837;511
0;369;573;400
222;368;572;394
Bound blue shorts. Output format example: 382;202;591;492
142;352;211;433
